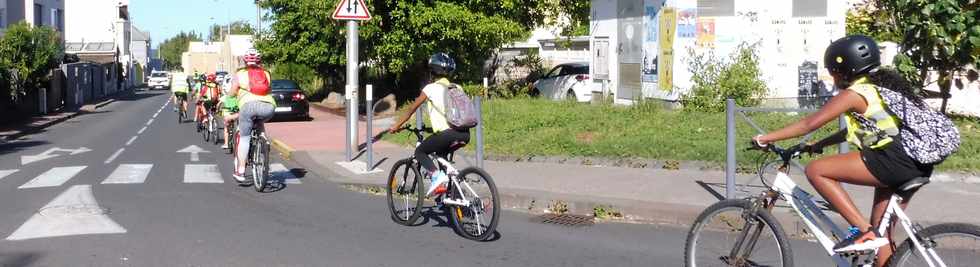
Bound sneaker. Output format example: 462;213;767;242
833;229;889;252
425;171;449;196
232;172;247;183
221;144;229;149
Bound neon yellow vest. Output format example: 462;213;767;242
845;77;900;149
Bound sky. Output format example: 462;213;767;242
130;0;260;49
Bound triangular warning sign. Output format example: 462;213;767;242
332;0;372;21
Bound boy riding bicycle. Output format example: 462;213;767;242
218;92;239;149
195;74;221;131
171;72;190;113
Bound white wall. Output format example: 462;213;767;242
65;0;121;43
590;0;619;102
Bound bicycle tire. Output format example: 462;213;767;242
211;115;220;145
447;167;500;241
386;158;424;226
252;134;269;192
889;223;980;267
685;199;793;267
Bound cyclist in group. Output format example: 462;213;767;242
230;49;276;183
387;52;470;197
195;73;222;131
171;71;190;113
752;35;936;266
217;89;239;149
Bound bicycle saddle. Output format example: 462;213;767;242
897;177;930;194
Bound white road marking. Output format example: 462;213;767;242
145;119;154;125
125;136;138;146
6;185;127;241
21;147;92;165
102;164;152;184
0;169;19;181
177;145;210;162
138;126;147;134
152;112;158;118
104;148;125;164
184;164;223;183
18;166;87;189
271;163;302;184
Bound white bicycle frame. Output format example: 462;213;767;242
769;171;946;267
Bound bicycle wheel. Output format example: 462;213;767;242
685;199;793;267
251;134;269;192
890;223;980;267
447;167;500;241
211;115;220;145
386;158;424;226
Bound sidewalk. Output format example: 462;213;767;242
268;106;980;230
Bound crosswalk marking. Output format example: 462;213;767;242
184;164;223;183
270;163;302;184
19;166;86;189
102;164;153;184
0;169;18;181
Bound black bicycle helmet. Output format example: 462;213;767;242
428;52;456;76
824;35;880;81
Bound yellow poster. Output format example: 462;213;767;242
658;8;676;91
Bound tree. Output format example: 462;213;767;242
871;0;980;113
158;31;202;70
256;0;587;97
0;22;63;102
209;20;256;42
845;2;900;43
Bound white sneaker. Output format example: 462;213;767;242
232;172;246;183
221;144;229;149
833;231;889;252
425;171;449;196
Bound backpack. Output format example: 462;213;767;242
877;87;960;164
431;83;478;130
247;67;271;96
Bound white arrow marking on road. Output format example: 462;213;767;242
21;147;93;165
6;185;127;241
177;145;210;162
0;169;19;181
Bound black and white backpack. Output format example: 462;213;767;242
878;87;960;164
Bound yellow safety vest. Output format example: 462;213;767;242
845;77;900;149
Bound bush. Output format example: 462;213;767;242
489;50;545;99
270;62;324;100
681;43;768;112
0;22;63;102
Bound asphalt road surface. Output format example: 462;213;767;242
0;90;828;266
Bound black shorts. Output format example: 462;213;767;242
174;92;187;100
861;135;934;188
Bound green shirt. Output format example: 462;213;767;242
221;95;239;112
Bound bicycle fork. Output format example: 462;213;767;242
726;193;779;265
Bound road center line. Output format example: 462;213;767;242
104;148;124;164
138;126;147;134
125;136;138;146
146;119;154;125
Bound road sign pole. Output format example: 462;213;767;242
347;20;359;161
366;84;373;172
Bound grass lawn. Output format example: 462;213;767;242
385;98;980;172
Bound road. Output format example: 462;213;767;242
0;90;828;266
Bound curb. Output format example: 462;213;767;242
270;139;295;160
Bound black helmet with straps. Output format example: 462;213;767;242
824;35;881;81
428;52;456;76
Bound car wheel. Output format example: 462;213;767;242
565;90;577;101
530;87;541;97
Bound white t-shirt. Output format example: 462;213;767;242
422;79;451;132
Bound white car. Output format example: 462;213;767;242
532;62;593;102
147;71;171;90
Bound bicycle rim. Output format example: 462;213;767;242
890;223;980;267
449;168;499;241
252;136;267;192
685;199;792;267
386;159;424;225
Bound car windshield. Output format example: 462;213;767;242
566;65;589;75
271;80;299;91
150;73;167;78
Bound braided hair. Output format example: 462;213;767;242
867;68;926;107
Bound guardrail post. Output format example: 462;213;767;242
838;114;849;154
725;98;737;199
475;96;484;169
366;84;374;172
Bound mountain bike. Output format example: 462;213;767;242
241;117;270;192
684;141;980;267
176;94;187;124
225;118;237;154
385;125;500;241
201;103;218;144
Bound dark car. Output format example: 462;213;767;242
269;80;310;120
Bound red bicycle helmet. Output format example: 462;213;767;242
243;49;261;66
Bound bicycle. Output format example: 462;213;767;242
684;141;980;267
201;103;219;144
225;117;237;154
385;125;500;241
238;117;270;192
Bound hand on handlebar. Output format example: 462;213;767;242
388;127;402;134
801;142;824;155
750;135;770;151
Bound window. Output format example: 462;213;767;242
33;4;42;26
56;9;63;31
793;0;827;17
545;66;563;78
1;8;6;28
697;0;734;17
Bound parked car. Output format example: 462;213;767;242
269;80;310;120
532;62;593;102
147;71;171;90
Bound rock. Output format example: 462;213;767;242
373;94;397;115
322;92;345;109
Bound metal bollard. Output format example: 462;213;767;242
345;85;352;161
366;84;374;172
475;96;484;169
725;99;736;199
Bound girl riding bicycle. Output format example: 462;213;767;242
753;35;938;267
388;52;470;197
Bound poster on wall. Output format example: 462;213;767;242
677;9;696;39
658;7;676;91
641;0;664;84
696;18;716;48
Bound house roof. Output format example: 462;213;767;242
132;26;150;42
66;42;116;54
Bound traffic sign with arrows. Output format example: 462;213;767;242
332;0;371;21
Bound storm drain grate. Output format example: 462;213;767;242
532;214;595;227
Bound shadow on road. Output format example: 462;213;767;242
412;206;502;242
0;252;44;266
0;140;50;157
117;91;167;102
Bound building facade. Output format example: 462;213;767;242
591;0;851;105
0;0;66;36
